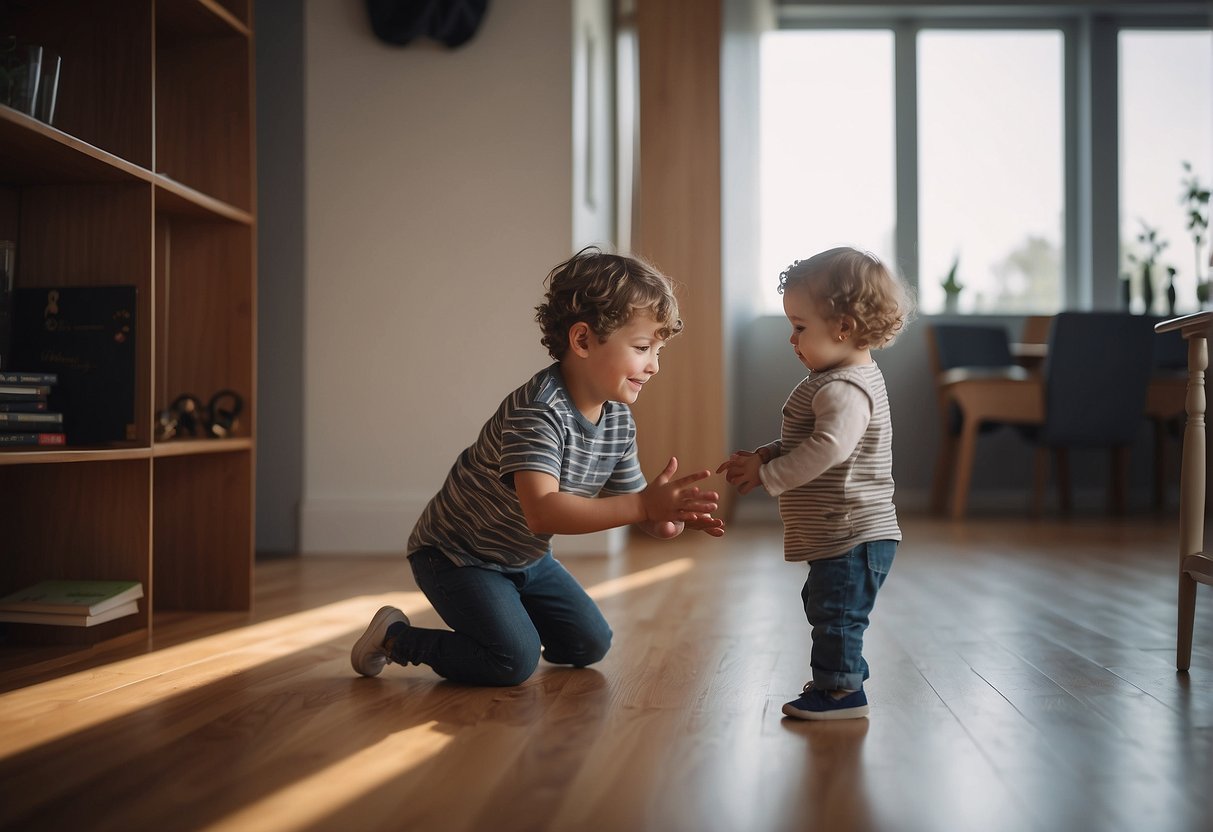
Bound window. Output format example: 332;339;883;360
759;30;895;313
1119;30;1213;315
918;30;1064;314
756;8;1211;317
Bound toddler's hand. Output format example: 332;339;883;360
715;451;764;495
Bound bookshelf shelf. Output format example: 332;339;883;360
0;445;153;466
155;178;254;224
153;437;252;458
0;0;256;657
0;107;150;186
158;0;251;39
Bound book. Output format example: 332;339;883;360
0;579;144;615
0;400;49;412
12;286;136;444
0;411;63;429
0;600;139;627
0;384;49;398
0;432;66;445
0;371;57;385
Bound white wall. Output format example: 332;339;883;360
301;1;573;553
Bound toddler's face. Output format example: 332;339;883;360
782;286;863;372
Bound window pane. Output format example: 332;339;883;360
1120;30;1213;315
918;30;1064;314
759;30;895;314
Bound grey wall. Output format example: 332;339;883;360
254;0;304;555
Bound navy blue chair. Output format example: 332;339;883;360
1025;312;1156;514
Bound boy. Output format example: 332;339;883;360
351;247;724;686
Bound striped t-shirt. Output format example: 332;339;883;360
407;364;646;570
765;363;901;562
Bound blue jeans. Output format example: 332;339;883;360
802;540;897;691
390;547;613;686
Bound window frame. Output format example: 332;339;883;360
770;4;1211;314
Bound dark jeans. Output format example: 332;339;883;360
390;546;613;686
802;539;897;691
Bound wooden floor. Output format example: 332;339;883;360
1;515;1211;832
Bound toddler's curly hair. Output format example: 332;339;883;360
778;247;914;349
536;247;683;360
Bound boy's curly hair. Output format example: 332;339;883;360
778;247;915;349
536;247;684;360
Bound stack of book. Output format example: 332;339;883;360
0;579;144;627
0;370;64;446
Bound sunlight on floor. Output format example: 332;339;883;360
0;592;429;757
199;720;454;832
584;557;693;599
1;558;698;764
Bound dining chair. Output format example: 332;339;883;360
1154;312;1213;671
927;323;1031;516
1023;312;1156;515
935;313;1155;519
1019;315;1054;346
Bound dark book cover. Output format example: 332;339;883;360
0;400;48;412
0;431;66;446
0;384;49;399
0;371;58;384
0;411;62;430
11;287;136;444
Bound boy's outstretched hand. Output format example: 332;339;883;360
640;456;726;539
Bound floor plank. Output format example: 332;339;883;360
1;514;1211;832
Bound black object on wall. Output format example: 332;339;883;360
365;0;489;49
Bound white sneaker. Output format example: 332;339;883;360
351;605;409;677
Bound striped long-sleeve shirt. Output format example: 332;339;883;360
758;363;901;562
407;364;645;571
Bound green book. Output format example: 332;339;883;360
0;579;143;616
0;601;140;627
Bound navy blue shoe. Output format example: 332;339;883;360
782;683;869;720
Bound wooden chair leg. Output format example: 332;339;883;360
950;418;980;520
931;432;957;515
1056;448;1072;514
1032;446;1050;516
1178;571;1197;672
1153;418;1167;512
1109;445;1130;515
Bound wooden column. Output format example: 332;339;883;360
632;0;729;508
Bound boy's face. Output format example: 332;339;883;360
782;285;855;372
577;312;666;406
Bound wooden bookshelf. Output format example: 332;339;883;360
0;0;255;654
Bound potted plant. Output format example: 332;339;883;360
1126;220;1169;314
1181;161;1210;307
941;254;963;313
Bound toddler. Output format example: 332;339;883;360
718;246;911;719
